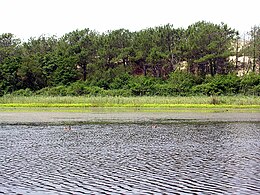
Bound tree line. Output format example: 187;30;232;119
0;21;260;96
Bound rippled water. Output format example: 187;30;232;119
0;122;260;194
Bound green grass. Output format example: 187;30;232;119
0;95;260;109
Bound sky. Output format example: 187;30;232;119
1;0;260;41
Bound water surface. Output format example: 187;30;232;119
0;122;259;194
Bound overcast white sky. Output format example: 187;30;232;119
1;0;260;41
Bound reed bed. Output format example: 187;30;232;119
0;95;260;108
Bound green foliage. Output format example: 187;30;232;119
167;71;197;95
0;56;20;93
192;74;240;95
240;73;260;95
109;73;131;90
99;89;132;97
184;21;236;76
52;56;79;86
36;86;68;96
127;76;159;96
0;23;259;97
0;33;20;64
243;26;260;71
11;88;33;96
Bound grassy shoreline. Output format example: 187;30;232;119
0;96;260;109
1;103;260;109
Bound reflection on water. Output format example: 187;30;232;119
0;123;259;194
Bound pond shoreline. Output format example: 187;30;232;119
1;109;260;125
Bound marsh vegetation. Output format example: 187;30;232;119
0;95;260;110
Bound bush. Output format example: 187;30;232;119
85;86;105;96
14;72;260;97
153;84;173;96
100;89;133;97
66;82;89;96
240;73;260;95
251;85;260;96
167;71;196;95
127;76;160;96
109;73;131;90
192;83;216;95
193;74;240;96
35;86;68;96
12;88;33;96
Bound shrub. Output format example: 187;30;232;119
85;86;105;96
109;73;131;90
66;81;88;96
36;86;68;96
240;73;260;95
192;83;217;95
167;71;196;95
11;88;33;96
193;74;240;96
252;85;260;96
100;89;133;97
127;76;159;96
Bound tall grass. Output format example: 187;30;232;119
0;95;260;108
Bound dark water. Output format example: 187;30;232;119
0;122;259;194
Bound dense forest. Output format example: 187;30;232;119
0;21;260;97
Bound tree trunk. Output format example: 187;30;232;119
210;61;215;76
235;38;239;69
82;64;87;81
143;64;147;76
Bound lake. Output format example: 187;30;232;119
0;122;259;194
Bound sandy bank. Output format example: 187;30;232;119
0;111;259;124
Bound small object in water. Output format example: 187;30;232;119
64;126;71;130
152;125;158;129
